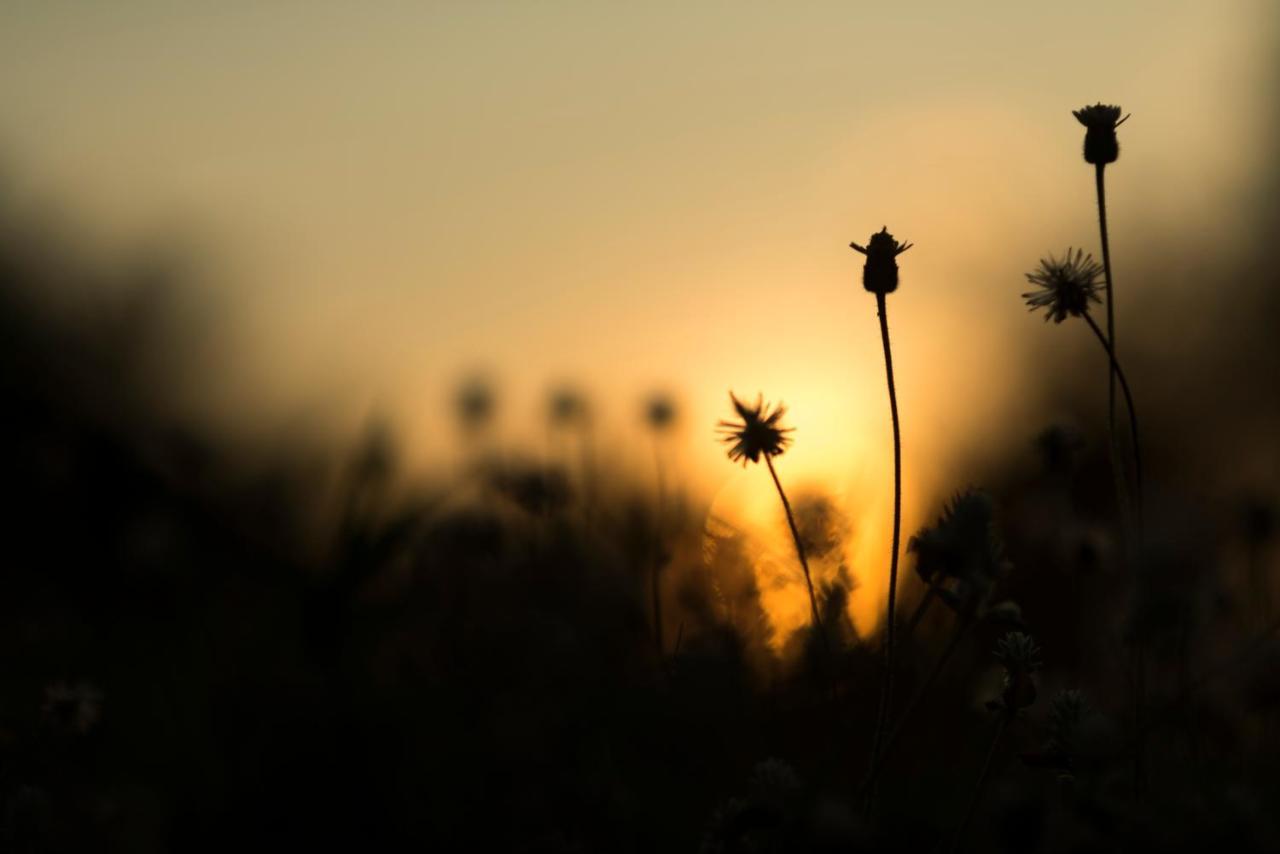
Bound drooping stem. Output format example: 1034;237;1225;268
1081;312;1143;520
766;454;828;653
868;291;904;788
949;716;1009;853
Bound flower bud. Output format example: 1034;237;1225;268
1072;103;1128;166
850;226;912;295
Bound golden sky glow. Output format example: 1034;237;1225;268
2;1;1275;639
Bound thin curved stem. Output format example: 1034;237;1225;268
766;455;828;654
868;291;904;794
1082;312;1143;523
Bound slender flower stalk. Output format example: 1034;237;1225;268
1074;103;1128;455
645;394;677;658
718;393;827;649
851;227;913;791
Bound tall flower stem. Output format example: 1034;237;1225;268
868;291;904;787
949;716;1009;853
1081;312;1143;516
1095;164;1118;463
765;455;828;654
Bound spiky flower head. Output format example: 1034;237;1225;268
988;631;1041;716
1073;103;1128;165
1023;248;1104;323
850;226;913;295
909;489;1008;588
645;393;677;432
717;392;793;466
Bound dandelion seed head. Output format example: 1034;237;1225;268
849;226;913;295
1022;248;1104;323
717;392;793;466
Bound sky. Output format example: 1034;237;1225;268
2;1;1275;633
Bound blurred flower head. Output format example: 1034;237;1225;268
1023;248;1103;323
717;392;793;466
454;375;495;434
645;393;677;432
549;386;590;428
909;490;1009;588
849;226;913;295
1073;103;1128;165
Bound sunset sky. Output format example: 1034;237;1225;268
3;1;1275;632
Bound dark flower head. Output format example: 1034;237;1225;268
549;386;589;427
1072;103;1129;165
850;226;913;294
645;393;677;432
1023;248;1103;323
718;392;793;466
909;489;1008;588
455;376;495;432
986;631;1042;716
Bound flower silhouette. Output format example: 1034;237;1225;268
850;226;913;294
1023;248;1104;323
1073;103;1128;165
717;393;793;466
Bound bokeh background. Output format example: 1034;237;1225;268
2;4;1279;848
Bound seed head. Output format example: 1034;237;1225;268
909;489;1008;588
645;393;677;432
987;631;1042;716
1072;103;1128;165
1023;248;1104;323
717;392;793;466
850;226;913;295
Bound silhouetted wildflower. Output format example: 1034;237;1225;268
1073;103;1128;165
849;226;913;294
1023;249;1104;323
717;393;792;466
988;632;1041;716
910;490;1008;587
